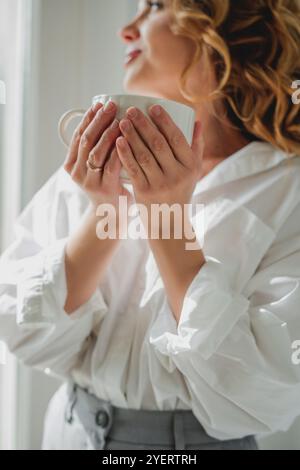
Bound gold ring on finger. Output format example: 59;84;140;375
86;158;104;172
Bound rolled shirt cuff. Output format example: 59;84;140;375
17;238;108;328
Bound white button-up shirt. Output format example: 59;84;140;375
1;141;300;440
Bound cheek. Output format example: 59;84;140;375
143;23;195;72
142;20;174;63
147;37;179;71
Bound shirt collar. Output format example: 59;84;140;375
192;141;291;197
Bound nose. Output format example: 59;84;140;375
117;18;141;44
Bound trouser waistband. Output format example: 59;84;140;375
64;381;257;450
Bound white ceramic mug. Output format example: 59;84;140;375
58;94;196;185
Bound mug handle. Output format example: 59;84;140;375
58;109;86;148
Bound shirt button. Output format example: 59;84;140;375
95;410;109;428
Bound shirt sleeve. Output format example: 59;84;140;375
148;197;300;439
0;166;109;379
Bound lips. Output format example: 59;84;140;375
124;50;142;66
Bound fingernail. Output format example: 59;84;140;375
120;120;131;132
103;101;116;113
150;105;162;117
111;119;119;130
92;102;101;112
127;107;138;119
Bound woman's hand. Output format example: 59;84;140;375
115;105;203;212
63;101;134;212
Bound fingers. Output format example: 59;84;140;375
73;101;118;181
63;102;103;173
85;146;124;203
148;105;194;169
116;136;149;191
85;119;122;188
101;146;122;186
124;107;176;175
118;118;162;184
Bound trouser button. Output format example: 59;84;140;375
95;410;109;428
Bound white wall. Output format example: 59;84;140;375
22;0;133;205
7;0;300;450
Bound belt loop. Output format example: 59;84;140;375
65;383;78;424
173;411;186;450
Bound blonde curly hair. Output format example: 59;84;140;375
169;0;300;155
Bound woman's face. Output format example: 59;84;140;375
118;0;201;103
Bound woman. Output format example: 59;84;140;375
1;0;300;450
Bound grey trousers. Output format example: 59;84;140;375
42;381;259;450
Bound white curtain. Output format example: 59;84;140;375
0;0;29;450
